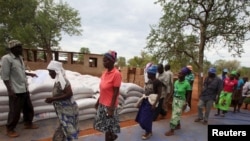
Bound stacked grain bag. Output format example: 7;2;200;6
0;69;144;125
119;83;144;114
28;69;57;122
66;71;97;121
0;81;9;126
29;70;98;122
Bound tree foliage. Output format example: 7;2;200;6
147;0;250;94
0;0;82;60
127;51;158;68
33;0;82;60
213;59;250;79
214;59;241;73
0;0;38;56
78;47;90;61
117;57;126;68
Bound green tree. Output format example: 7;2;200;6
239;67;250;79
0;0;82;60
0;0;38;56
117;57;126;68
78;47;90;62
147;0;250;94
33;0;82;61
127;51;158;68
214;59;241;74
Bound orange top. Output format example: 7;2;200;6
99;68;122;107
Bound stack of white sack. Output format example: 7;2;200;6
29;70;97;122
0;81;9;126
28;69;57;122
118;83;144;115
66;71;96;100
0;69;144;125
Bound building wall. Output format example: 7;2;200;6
23;49;105;77
23;48;146;86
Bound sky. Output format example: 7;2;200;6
58;0;250;67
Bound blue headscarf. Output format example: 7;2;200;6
147;65;158;75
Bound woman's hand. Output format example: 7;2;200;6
151;104;156;110
107;107;115;117
95;102;99;110
182;103;188;111
45;97;54;103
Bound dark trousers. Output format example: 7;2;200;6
187;90;192;108
6;92;34;131
153;98;166;121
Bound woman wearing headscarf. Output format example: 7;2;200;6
214;71;238;117
165;67;191;136
46;60;79;141
185;65;195;108
135;65;163;140
93;50;122;141
232;72;245;113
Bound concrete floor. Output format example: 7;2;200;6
80;109;250;141
0;108;250;141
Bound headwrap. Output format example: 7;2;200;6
147;65;158;75
208;67;216;74
223;68;228;73
47;60;66;89
145;62;153;71
8;40;22;48
230;70;237;76
186;65;193;71
104;50;117;62
180;67;190;75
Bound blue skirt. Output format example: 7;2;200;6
135;99;154;133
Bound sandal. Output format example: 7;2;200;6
203;120;208;125
109;133;118;141
141;132;152;140
165;129;174;136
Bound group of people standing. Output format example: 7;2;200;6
195;67;249;126
137;63;194;139
1;39;122;141
137;63;249;140
1;39;249;141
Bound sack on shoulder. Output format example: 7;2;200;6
134;94;146;108
148;94;158;106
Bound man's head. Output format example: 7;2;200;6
164;64;171;71
8;40;22;56
157;64;164;74
222;68;228;74
208;67;216;77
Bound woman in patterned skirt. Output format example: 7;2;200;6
93;50;122;141
46;60;79;141
165;67;191;136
